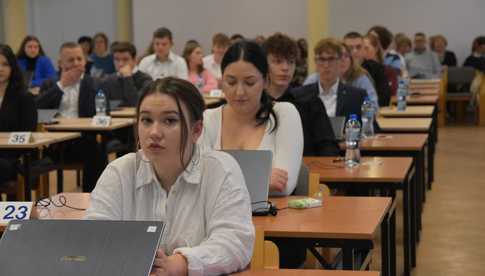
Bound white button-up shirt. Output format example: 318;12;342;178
318;78;339;117
57;75;82;118
85;150;254;276
203;54;222;80
139;52;188;80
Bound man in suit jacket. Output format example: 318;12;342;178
36;42;106;192
100;42;152;107
293;38;367;121
36;42;96;118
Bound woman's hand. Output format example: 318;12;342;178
269;168;288;193
150;249;188;276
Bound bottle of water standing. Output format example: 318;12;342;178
397;79;407;111
95;89;107;115
344;114;361;168
361;97;375;138
195;75;205;91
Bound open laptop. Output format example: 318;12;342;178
0;220;164;276
37;109;59;124
330;116;346;141
223;150;272;215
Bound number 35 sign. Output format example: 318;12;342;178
0;202;33;224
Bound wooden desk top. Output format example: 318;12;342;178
379;106;434;117
341;134;428;151
43;118;134;131
377;117;432;132
304;156;412;183
110;96;224;118
408;88;439;95
0;193;89;232
233;269;380;276
253;196;391;240
391;95;439;105
0;132;81;149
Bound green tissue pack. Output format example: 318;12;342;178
288;198;322;209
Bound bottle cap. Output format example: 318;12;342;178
349;114;358;120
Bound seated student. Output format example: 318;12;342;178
464;36;485;72
100;42;152;107
16;35;56;88
0;44;37;190
304;42;379;110
294;38;367;120
395;33;413;57
86;77;254;276
430;35;457;67
405;33;442;79
200;41;303;196
183;40;217;94
291;38;309;87
139;27;188;80
362;34;392;106
203;33;230;83
263;33;338;156
368;25;408;77
78;36;94;75
90;32;116;77
36;42;107;192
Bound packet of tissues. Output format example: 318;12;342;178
288;198;322;209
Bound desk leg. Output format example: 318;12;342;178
428;132;435;189
342;247;354;270
382;190;397;276
409;169;417;268
23;152;32;201
56;143;65;193
402;178;411;276
417;149;426;237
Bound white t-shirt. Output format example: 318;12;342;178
139;52;188;80
85;150;254;275
199;102;304;196
57;76;83;118
203;54;222;80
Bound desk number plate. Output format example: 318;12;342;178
8;132;32;145
92;115;111;126
0;202;33;224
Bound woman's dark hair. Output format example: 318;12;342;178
221;40;278;132
135;77;205;169
183;40;204;74
1;44;27;95
16;35;46;59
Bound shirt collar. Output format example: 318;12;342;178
318;78;339;97
155;51;174;63
135;150;202;189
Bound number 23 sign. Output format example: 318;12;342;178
0;202;33;224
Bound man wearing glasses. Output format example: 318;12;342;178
293;38;367;120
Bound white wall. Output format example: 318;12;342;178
27;0;117;63
329;0;485;65
133;0;308;56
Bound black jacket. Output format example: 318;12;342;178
276;88;339;156
36;74;97;117
292;81;367;121
100;71;152;107
442;51;457;67
0;89;37;132
362;59;391;107
464;55;485;72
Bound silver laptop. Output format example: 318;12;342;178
223;150;272;214
37;109;58;124
330;116;346;141
0;220;164;276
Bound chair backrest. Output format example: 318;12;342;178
447;67;476;85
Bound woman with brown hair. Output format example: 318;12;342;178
86;77;254;275
16;35;56;88
183;40;217;94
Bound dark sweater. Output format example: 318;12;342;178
100;71;152;107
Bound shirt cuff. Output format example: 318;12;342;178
173;247;203;276
56;81;65;92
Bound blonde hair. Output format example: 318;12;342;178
341;43;369;83
365;34;384;64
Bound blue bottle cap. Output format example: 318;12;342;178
349;114;358;120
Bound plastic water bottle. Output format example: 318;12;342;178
95;89;107;115
361;97;375;138
344;114;361;168
397;79;407;111
195;75;204;91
